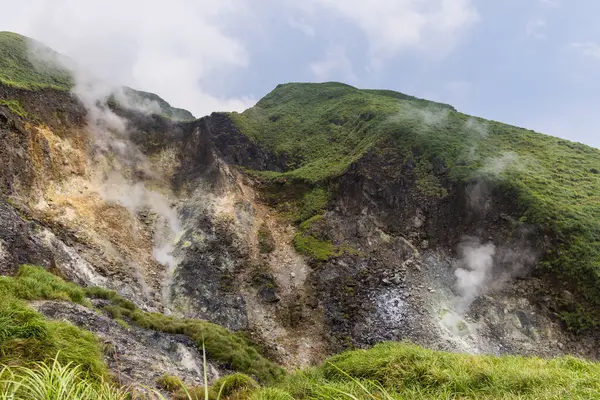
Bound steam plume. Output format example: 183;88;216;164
453;237;495;313
27;41;183;299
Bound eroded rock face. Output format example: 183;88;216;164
32;301;220;391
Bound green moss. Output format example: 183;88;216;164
293;214;360;262
293;233;341;262
415;159;447;198
258;224;275;254
0;99;27;118
156;374;184;393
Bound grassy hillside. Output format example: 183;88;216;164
230;82;600;330
119;87;195;121
0;31;194;121
0;31;72;90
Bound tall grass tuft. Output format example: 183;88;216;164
0;357;127;400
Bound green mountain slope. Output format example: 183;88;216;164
0;31;194;121
230;82;600;329
0;31;73;90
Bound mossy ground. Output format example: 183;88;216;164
0;99;27;118
231;82;600;330
293;214;359;262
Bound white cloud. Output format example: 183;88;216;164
301;0;478;63
571;42;600;60
0;0;254;116
288;18;316;37
539;0;559;6
526;19;546;39
310;47;357;83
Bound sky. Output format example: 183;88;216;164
1;0;599;148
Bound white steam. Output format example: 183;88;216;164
453;237;495;313
388;102;451;129
27;43;183;298
465;117;488;138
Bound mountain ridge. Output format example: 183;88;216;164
0;31;195;121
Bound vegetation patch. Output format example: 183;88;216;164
293;214;359;262
0;31;195;121
175;373;259;400
0;358;128;400
0;31;72;90
0;265;106;377
258;224;275;254
156;373;184;393
0;99;27;118
0;265;282;385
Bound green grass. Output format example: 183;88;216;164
230;82;600;330
0;99;27;118
0;266;105;377
245;342;600;399
0;358;129;400
174;373;259;400
157;373;184;393
0;31;72;90
3;341;600;400
0;265;282;385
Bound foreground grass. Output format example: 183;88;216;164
0;266;106;377
231;82;600;330
3;342;598;400
0;358;128;400
245;342;600;399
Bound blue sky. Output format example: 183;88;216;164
2;0;599;147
